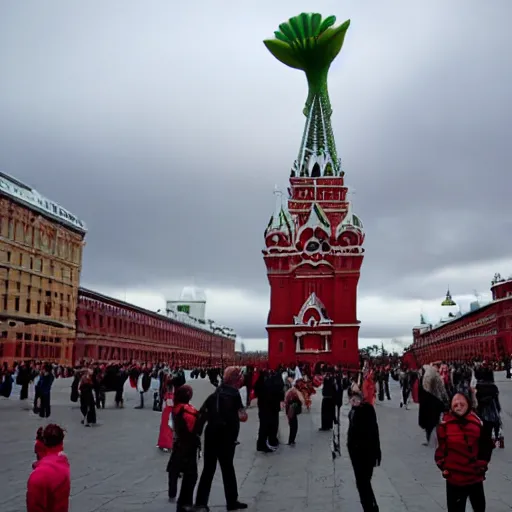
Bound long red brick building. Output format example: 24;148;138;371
403;274;512;367
0;171;236;367
76;288;235;367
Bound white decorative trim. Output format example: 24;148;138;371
295;330;332;336
267;323;360;328
294;292;332;326
296;202;330;240
293;260;334;269
263;250;363;258
296;348;332;354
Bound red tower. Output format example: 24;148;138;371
262;86;365;370
263;177;364;369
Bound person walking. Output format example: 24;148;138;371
166;385;200;510
347;391;381;512
284;384;305;445
194;367;248;511
320;370;336;431
36;364;54;419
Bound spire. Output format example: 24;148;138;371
441;287;456;306
295;95;339;177
271;185;283;226
265;186;294;239
264;14;350;179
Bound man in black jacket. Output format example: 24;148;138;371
195;367;248;511
347;392;381;512
320;370;336;431
254;370;284;452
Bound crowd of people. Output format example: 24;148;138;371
0;356;507;512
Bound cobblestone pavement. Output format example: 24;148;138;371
2;374;512;512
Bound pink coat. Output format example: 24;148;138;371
27;450;70;512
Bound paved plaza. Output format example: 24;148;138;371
2;376;512;512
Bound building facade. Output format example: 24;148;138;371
0;172;237;369
0;172;86;366
263;15;364;370
76;288;236;367
403;274;512;367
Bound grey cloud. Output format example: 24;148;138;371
0;1;511;343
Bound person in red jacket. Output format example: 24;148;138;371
27;424;70;512
166;385;201;511
435;392;493;512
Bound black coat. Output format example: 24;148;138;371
195;384;244;443
347;403;381;464
476;382;501;424
322;376;335;398
255;372;283;413
333;376;345;406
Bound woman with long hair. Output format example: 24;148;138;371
475;367;503;450
419;365;449;446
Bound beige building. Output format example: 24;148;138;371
0;172;86;366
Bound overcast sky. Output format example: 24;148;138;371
1;1;511;351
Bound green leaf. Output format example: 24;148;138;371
274;30;289;43
318;15;336;35
310;13;322;37
300;12;311;38
279;22;296;42
289;17;304;47
263;39;304;70
317;19;350;62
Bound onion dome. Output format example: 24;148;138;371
264;186;294;249
441;288;456;306
335;200;364;248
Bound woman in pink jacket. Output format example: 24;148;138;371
27;424;70;512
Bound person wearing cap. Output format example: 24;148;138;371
347;391;381;512
435;392;494;511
